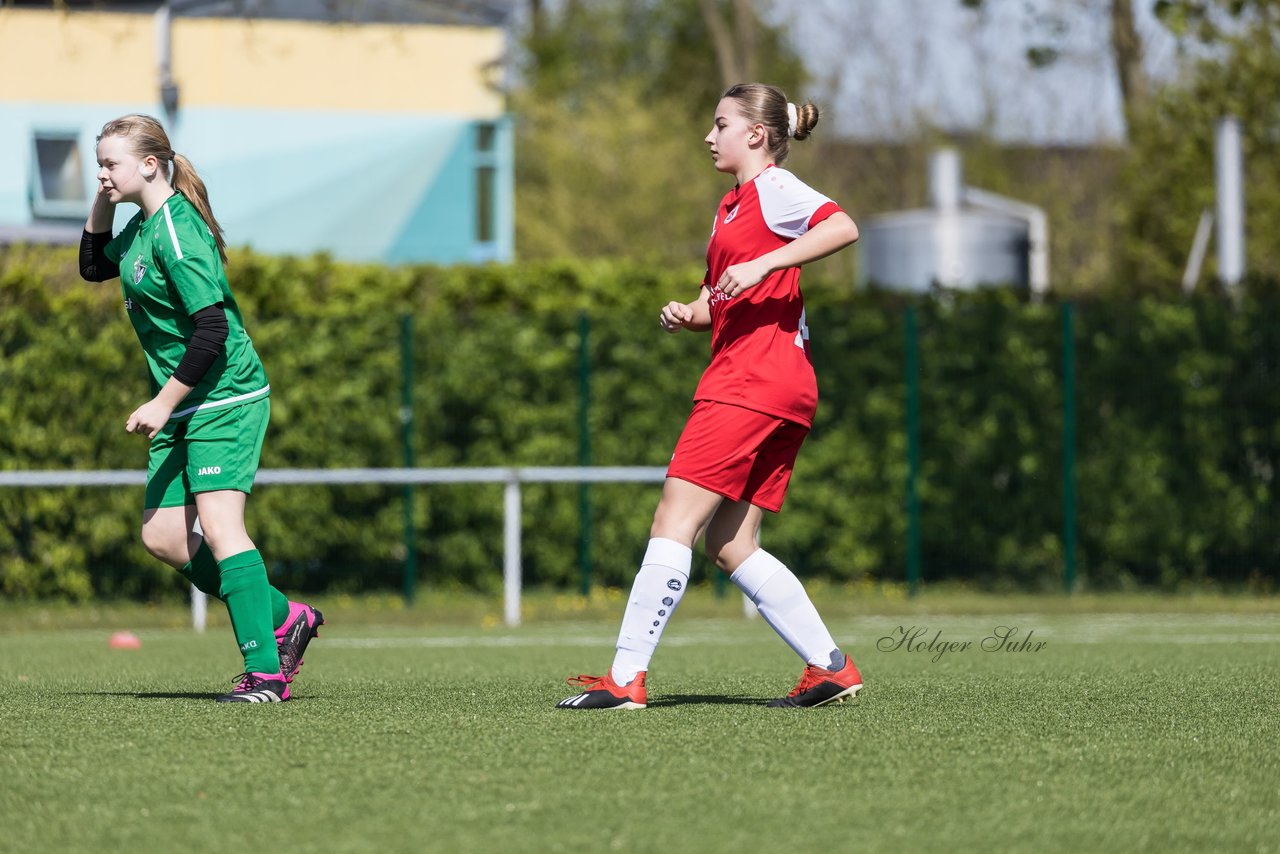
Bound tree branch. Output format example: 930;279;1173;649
734;0;757;82
1111;0;1149;114
699;0;741;86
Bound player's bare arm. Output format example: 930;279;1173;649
715;212;859;298
660;287;712;333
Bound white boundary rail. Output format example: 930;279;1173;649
0;467;668;628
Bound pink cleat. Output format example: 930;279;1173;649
216;671;290;703
275;601;325;683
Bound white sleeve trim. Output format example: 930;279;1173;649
755;168;834;240
162;202;184;260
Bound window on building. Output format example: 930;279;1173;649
474;122;498;251
31;132;88;219
475;166;495;244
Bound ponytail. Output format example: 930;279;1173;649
171;154;227;265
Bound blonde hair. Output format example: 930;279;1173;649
721;83;819;165
97;114;227;264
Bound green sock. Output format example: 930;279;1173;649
181;542;290;629
218;549;282;675
177;542;223;601
269;583;290;630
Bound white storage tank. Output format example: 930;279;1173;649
858;149;1046;295
860;209;1030;292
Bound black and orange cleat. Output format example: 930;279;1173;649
768;654;862;708
556;671;647;710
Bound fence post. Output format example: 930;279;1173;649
191;584;207;633
504;474;522;626
1062;302;1077;594
905;304;922;597
578;312;593;596
400;313;418;604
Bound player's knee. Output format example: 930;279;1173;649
706;536;753;573
140;523;184;565
196;516;252;559
196;521;232;554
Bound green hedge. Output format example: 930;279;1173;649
2;246;1277;599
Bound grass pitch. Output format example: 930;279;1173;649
2;594;1277;853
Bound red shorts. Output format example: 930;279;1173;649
667;400;809;512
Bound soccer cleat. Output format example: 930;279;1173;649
275;601;324;683
556;671;647;710
767;654;863;708
215;671;290;703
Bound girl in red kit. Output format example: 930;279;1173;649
558;83;862;710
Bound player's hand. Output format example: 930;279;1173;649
660;301;695;332
125;398;173;440
91;180;117;211
716;259;771;298
86;181;117;231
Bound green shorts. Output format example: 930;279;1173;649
145;398;270;509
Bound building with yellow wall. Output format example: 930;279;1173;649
1;0;515;263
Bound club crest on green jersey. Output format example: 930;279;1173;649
132;255;147;285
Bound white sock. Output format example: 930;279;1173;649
611;538;691;685
730;549;840;668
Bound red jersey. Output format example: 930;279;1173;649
693;165;842;427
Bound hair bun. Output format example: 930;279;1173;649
793;102;819;141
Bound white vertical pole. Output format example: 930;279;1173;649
154;4;171;84
1027;207;1050;301
190;515;207;632
1215;116;1245;289
154;2;179;118
929;147;963;211
930;148;964;287
191;585;207;633
742;593;757;618
503;474;522;627
1182;208;1214;295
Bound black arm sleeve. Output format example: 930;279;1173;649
79;230;120;282
172;304;229;387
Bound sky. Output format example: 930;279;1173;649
769;0;1184;144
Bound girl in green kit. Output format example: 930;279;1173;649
79;114;323;703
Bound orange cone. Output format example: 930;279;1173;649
109;631;142;650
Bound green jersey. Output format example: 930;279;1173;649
105;192;269;422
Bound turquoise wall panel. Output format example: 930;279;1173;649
385;129;472;264
0;103;511;264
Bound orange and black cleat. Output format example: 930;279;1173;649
768;654;863;708
556;671;647;710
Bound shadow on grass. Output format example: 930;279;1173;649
648;694;865;708
70;692;320;702
647;694;765;707
68;691;261;701
87;693;324;704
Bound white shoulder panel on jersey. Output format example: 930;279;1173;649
161;202;184;260
754;167;834;240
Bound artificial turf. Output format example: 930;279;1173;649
1;602;1277;853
